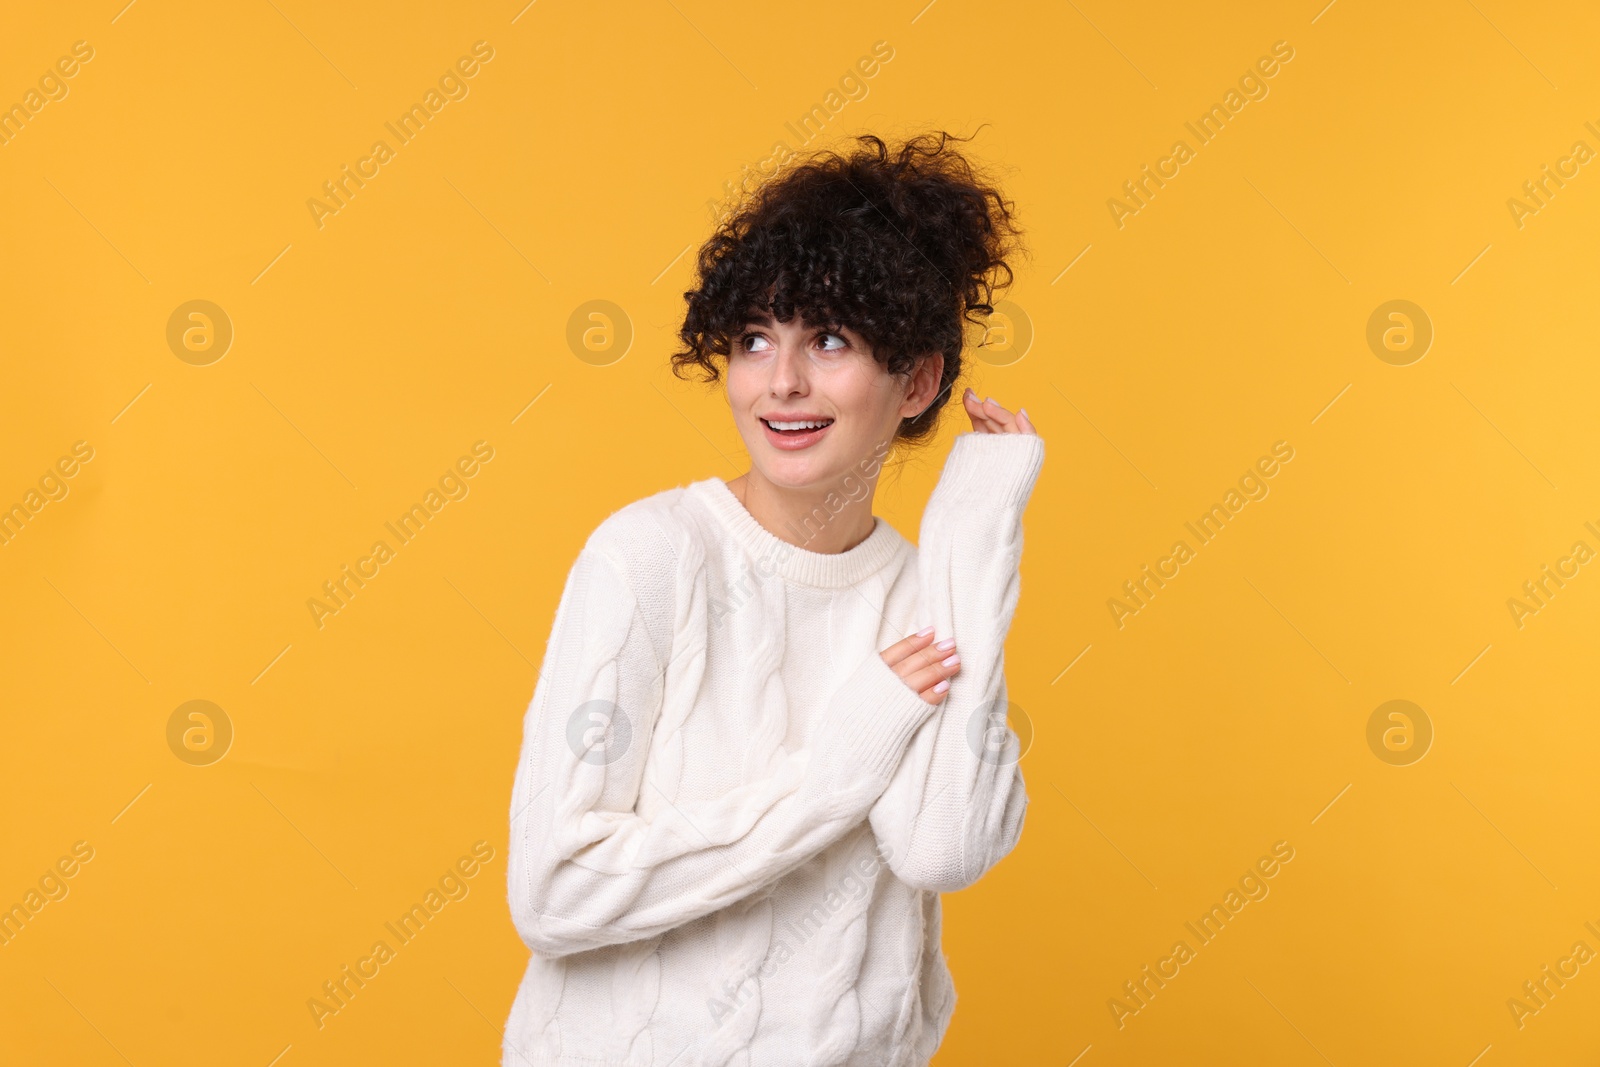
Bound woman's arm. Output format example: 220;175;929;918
507;515;937;960
868;413;1046;892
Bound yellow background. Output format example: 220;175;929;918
2;1;1597;1064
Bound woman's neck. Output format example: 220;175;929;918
724;468;879;555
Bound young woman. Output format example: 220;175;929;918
505;131;1044;1066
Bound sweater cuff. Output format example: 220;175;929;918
931;432;1045;509
818;649;936;784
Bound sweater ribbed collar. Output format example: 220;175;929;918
686;477;908;589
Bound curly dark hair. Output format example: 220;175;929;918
671;130;1024;445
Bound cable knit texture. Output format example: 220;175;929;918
504;432;1045;1067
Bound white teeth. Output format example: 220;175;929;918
766;419;832;431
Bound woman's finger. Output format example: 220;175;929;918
981;396;1019;433
960;390;985;431
899;647;960;695
963;390;1000;433
894;638;952;678
880;628;936;668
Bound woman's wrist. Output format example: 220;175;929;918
932;431;1046;511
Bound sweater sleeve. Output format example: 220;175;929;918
507;524;936;959
867;432;1046;892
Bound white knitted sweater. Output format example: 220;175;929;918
504;431;1045;1067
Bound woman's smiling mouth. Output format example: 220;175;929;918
759;415;835;450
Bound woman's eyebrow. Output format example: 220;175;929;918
741;310;849;335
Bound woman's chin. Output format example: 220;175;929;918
750;454;844;494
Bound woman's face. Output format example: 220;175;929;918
724;309;941;492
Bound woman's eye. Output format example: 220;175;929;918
818;333;848;351
740;332;772;353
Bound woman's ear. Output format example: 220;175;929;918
900;353;946;418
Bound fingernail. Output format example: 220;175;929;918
1019;408;1030;420
935;638;955;651
985;396;995;405
932;679;950;694
941;653;960;667
916;625;935;637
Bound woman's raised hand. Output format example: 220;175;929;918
962;387;1036;435
881;627;961;705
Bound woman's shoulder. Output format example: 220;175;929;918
584;484;683;562
580;480;717;598
567;485;710;665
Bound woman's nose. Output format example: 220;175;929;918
768;343;809;394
